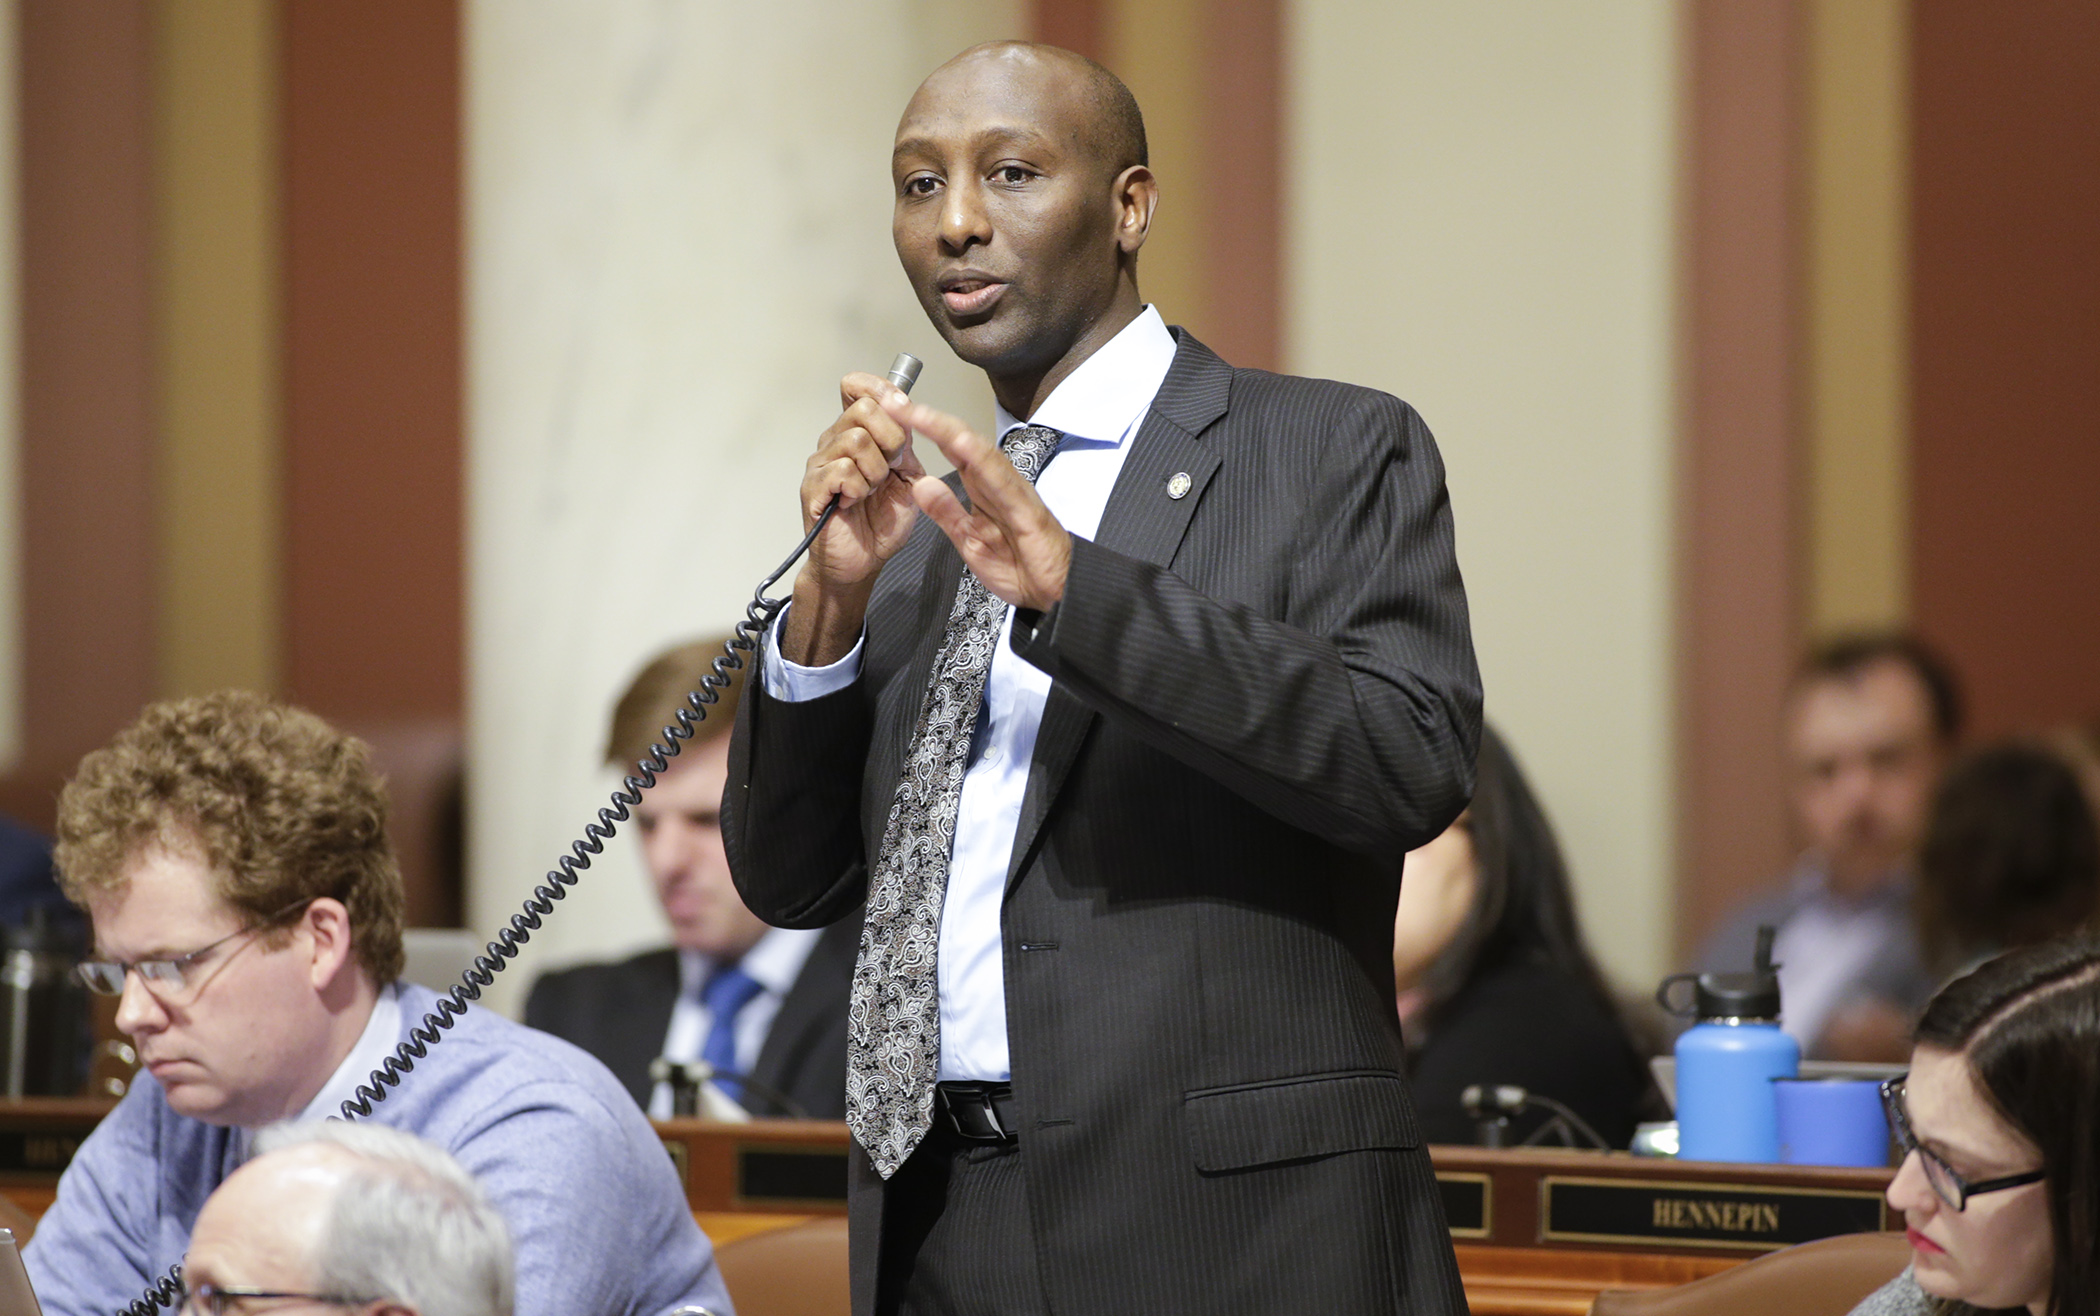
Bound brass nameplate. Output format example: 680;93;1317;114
1541;1175;1886;1251
0;1131;85;1177
1436;1172;1491;1239
660;1138;689;1190
735;1144;849;1207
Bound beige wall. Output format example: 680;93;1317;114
1287;1;1681;990
466;0;1022;1015
0;0;18;770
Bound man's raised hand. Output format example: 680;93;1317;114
882;395;1073;613
784;373;928;666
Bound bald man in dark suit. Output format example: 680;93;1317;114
725;42;1479;1316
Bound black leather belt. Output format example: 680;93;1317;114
934;1081;1017;1144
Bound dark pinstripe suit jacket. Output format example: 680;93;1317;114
724;331;1482;1315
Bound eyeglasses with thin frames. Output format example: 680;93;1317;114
180;1282;375;1314
1879;1074;2046;1211
75;900;315;1002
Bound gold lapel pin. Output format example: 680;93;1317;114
1166;471;1192;500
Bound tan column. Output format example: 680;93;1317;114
1105;0;1209;344
150;0;283;699
1096;0;1280;370
1803;0;1910;637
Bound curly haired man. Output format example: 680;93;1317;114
25;691;730;1316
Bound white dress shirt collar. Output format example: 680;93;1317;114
231;981;401;1160
675;926;821;1000
992;305;1176;445
294;981;402;1124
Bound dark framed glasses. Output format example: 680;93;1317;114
181;1282;375;1314
76;900;315;1001
1880;1074;2046;1210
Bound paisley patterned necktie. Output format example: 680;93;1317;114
847;422;1061;1178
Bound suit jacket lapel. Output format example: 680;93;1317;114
1005;331;1232;887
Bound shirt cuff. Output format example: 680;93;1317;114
762;604;864;701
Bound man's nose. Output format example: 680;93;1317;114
939;183;990;252
645;827;697;879
1832;761;1878;809
112;970;167;1037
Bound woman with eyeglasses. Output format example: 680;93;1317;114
1850;936;2100;1316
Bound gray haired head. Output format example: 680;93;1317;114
253;1121;514;1316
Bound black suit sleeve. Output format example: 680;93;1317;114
1013;390;1479;855
723;674;876;929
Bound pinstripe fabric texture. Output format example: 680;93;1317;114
850;424;1060;1180
726;331;1482;1316
877;1129;1051;1316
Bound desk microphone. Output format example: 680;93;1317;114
1460;1083;1611;1151
649;1056;811;1120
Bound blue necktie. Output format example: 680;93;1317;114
699;964;765;1107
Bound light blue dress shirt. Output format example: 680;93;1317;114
764;306;1178;1081
25;982;730;1316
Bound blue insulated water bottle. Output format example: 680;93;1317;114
1656;926;1800;1163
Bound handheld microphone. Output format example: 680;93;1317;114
885;352;924;394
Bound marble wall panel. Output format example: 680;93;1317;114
467;0;1022;1013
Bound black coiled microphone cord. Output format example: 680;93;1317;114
118;505;837;1316
120;346;921;1314
332;498;838;1123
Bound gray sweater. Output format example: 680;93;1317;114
25;982;731;1316
1851;1268;1936;1316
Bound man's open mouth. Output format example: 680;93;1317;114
939;273;1008;317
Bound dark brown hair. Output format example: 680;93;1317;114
1918;743;2100;974
604;637;747;769
1798;631;1965;744
1915;938;2100;1316
54;691;405;984
1419;726;1629;1046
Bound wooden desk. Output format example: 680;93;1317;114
1428;1145;1891;1314
0;1097;116;1224
653;1121;1897;1315
0;1103;1896;1315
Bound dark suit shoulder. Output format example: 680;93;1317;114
524;947;679;1032
1229;365;1431;459
1162;328;1429;459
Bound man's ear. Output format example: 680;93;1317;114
1113;164;1157;255
302;897;359;992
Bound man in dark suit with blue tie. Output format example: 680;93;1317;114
725;40;1480;1315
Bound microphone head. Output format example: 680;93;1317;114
886;353;924;395
1460;1083;1530;1117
